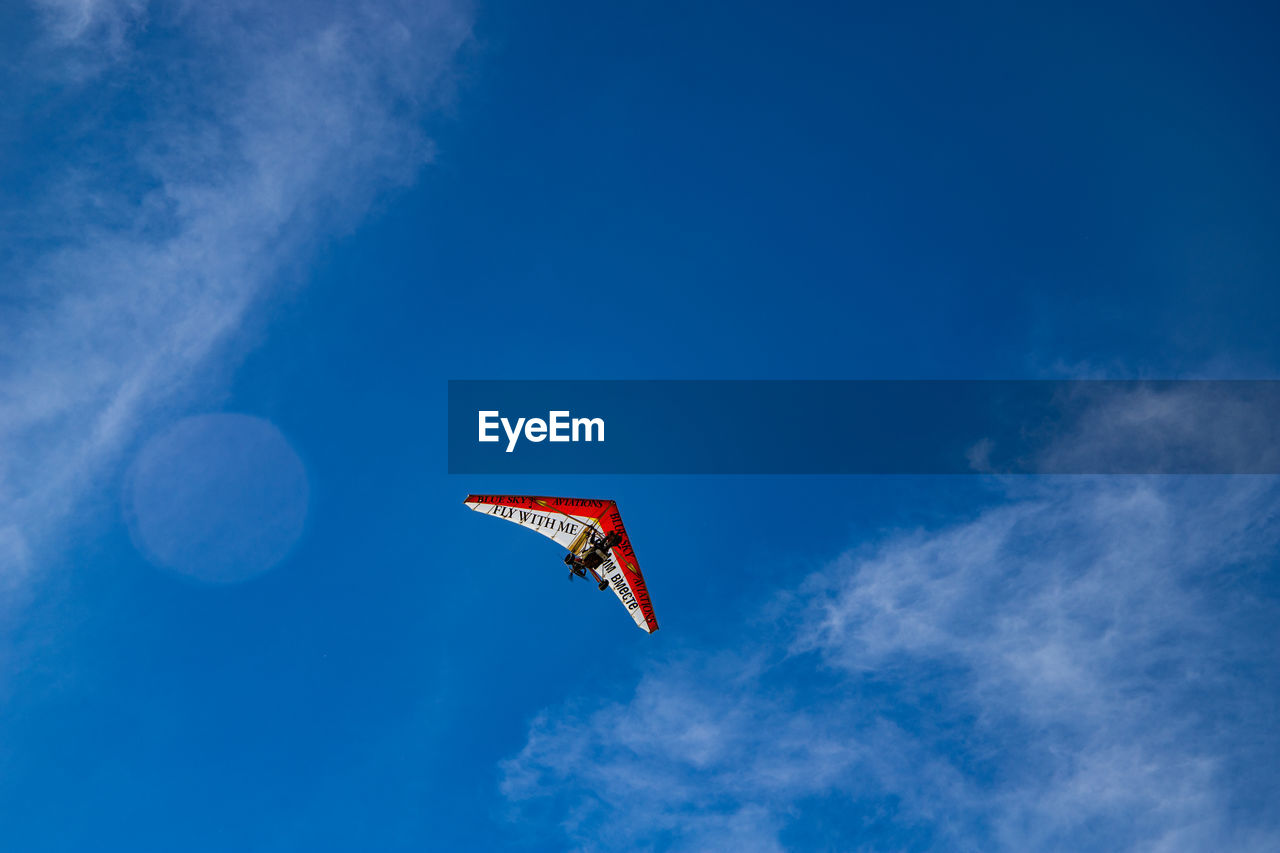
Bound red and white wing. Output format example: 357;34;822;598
463;494;606;551
463;494;659;634
594;502;659;634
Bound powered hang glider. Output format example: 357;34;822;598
463;495;659;633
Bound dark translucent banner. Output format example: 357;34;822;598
447;380;1280;474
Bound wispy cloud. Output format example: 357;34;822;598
1;1;471;583
501;478;1280;851
1030;382;1280;474
29;0;147;76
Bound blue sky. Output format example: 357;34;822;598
2;1;1279;850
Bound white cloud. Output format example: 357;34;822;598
32;0;146;60
1031;383;1280;473
501;478;1280;851
1;1;472;587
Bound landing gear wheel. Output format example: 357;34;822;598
598;580;608;591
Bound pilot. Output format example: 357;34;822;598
565;532;621;591
582;531;621;570
582;546;607;571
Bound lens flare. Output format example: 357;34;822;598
126;413;309;583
